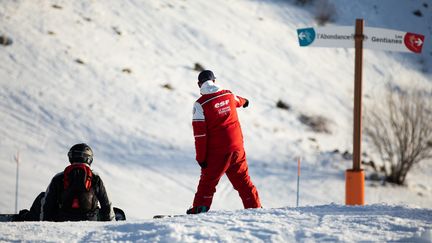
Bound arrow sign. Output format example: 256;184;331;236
297;26;353;48
297;26;425;53
365;27;425;53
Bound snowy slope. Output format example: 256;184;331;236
0;0;431;241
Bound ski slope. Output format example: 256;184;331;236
0;0;431;242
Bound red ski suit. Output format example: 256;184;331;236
192;81;261;209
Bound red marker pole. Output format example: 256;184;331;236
296;157;301;207
14;151;20;214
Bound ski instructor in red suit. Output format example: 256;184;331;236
187;70;261;214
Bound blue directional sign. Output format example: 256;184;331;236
297;28;316;46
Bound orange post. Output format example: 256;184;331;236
345;169;365;205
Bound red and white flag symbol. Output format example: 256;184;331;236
404;33;425;53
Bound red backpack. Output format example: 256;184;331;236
62;163;94;210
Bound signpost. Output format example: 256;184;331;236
297;19;425;206
348;19;365;205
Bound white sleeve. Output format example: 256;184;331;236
192;102;205;121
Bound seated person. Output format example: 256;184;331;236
39;143;115;221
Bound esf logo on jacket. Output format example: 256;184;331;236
214;99;231;115
214;100;229;108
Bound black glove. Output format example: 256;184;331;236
243;99;249;108
198;161;208;169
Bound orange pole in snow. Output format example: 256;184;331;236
346;19;365;206
346;169;365;205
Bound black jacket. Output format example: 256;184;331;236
41;168;114;221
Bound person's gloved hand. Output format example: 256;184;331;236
198;161;208;169
243;99;249;108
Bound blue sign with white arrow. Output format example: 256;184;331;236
297;28;316;46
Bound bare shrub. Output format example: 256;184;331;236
413;9;423;17
112;26;122;35
295;0;314;6
52;4;62;9
162;83;174;90
276;100;290;110
314;0;337;26
194;63;205;72
299;114;331;133
75;58;85;65
364;87;432;185
122;68;132;74
0;35;13;46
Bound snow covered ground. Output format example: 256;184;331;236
0;0;431;242
1;205;431;242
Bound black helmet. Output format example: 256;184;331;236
198;70;216;84
68;143;93;165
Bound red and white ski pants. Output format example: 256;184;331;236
193;149;261;209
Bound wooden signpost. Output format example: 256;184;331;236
346;19;365;205
297;19;425;205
